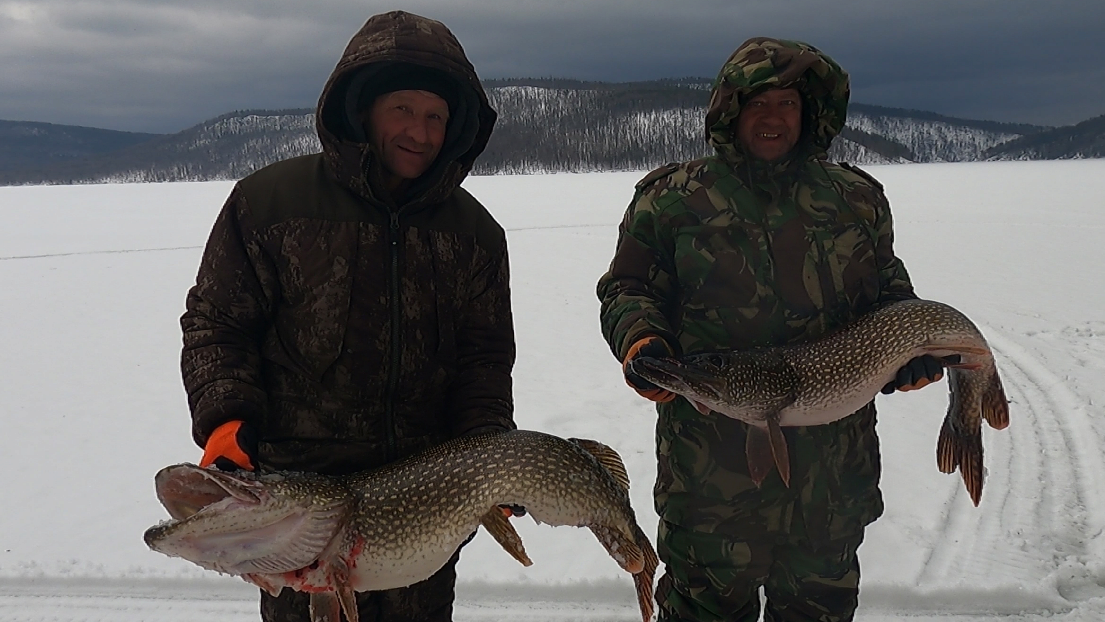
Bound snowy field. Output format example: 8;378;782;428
1;160;1104;621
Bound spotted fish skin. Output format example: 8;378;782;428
144;430;658;622
629;298;1010;502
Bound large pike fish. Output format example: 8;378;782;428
628;298;1010;504
144;430;657;622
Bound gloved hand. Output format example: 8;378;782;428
199;420;258;471
881;354;962;394
462;425;527;518
500;504;527;518
623;335;677;402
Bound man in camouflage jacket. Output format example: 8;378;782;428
180;11;515;622
597;38;948;621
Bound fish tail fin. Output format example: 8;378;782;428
982;371;1010;430
631;522;658;622
569;438;631;490
589;523;645;573
589;523;656;622
936;415;985;506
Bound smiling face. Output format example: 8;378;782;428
363;89;450;192
735;87;803;162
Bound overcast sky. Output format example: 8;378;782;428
2;0;1103;134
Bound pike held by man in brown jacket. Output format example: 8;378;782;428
180;11;515;622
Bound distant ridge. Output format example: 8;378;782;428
0;120;161;173
983;113;1105;160
0;79;1097;186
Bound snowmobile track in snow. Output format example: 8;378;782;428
917;326;1105;596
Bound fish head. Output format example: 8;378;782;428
144;464;350;577
630;351;797;423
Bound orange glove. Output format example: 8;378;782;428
200;420;258;471
622;336;677;402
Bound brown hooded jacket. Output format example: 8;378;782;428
181;11;515;475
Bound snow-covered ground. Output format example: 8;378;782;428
1;160;1104;620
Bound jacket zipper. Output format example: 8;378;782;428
385;210;401;462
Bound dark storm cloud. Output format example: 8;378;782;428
2;0;1102;133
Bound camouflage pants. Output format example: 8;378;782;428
655;519;864;622
260;550;460;622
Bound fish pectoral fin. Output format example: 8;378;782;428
328;555;358;622
480;507;533;566
309;592;342;622
767;417;791;487
569;438;631;489
692;400;712;415
745;418;790;488
242;573;282;597
337;585;358;622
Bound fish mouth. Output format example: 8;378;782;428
629;356;724;399
153;464;263;521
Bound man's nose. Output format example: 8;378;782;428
405;119;432;145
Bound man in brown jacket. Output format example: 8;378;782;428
180;11;516;622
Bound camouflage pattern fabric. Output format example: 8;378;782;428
656;519;863;622
183;10;513;622
596;37;917;618
182;12;515;478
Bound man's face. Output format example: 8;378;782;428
735;87;803;162
364;89;450;183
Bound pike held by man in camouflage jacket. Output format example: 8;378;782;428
182;11;515;477
597;38;917;544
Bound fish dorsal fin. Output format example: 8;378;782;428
569;438;631;490
480;507;533;566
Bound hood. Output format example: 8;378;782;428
315;11;497;206
705;37;849;169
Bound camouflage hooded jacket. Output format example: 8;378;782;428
597;38;916;542
181;11;515;476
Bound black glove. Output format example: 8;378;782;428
623;335;678;402
881;354;962;394
501;504;527;517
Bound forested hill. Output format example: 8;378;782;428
2;78;1094;186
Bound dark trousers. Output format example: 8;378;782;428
655;519;864;622
260;550;460;622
